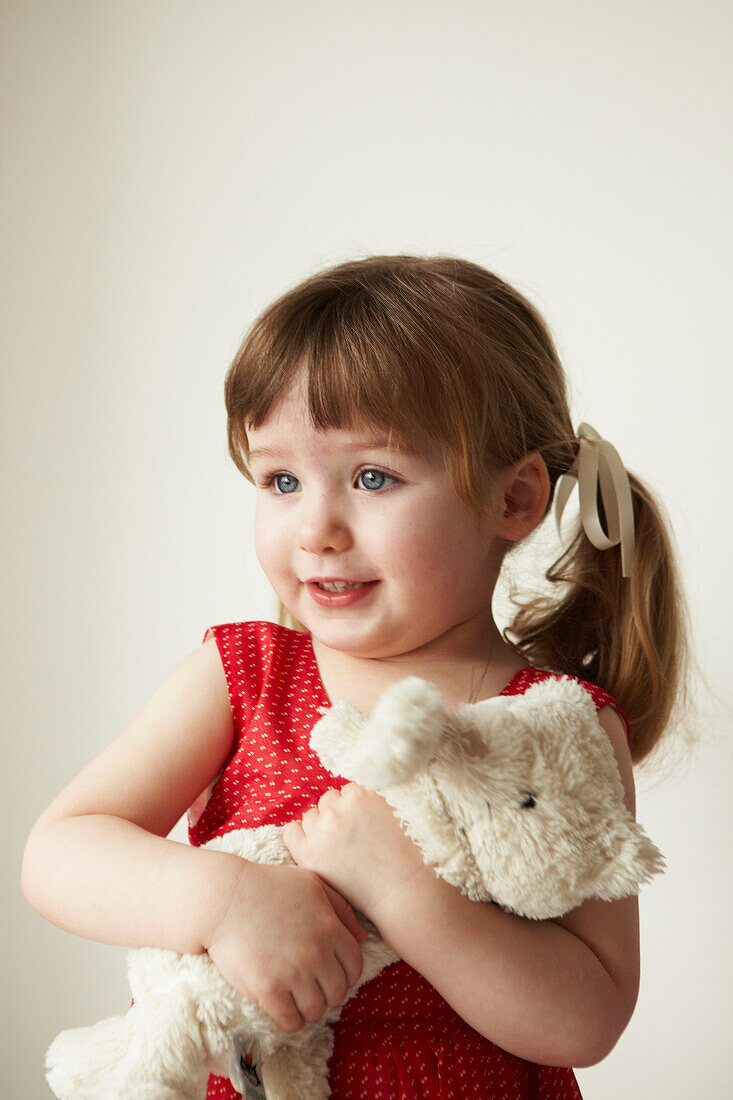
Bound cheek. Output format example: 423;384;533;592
253;500;268;563
253;500;289;576
385;501;485;584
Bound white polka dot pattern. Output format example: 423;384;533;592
191;622;626;1098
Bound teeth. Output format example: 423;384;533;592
317;581;365;591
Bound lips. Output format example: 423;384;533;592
315;582;366;593
303;580;367;589
306;579;379;607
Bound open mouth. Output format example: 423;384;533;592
315;581;367;591
306;580;379;606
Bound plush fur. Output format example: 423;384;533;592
46;675;663;1100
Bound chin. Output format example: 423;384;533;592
323;630;370;652
307;621;379;655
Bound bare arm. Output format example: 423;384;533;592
370;706;640;1068
21;636;242;953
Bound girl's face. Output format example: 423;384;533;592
247;375;506;660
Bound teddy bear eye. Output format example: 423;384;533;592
520;791;537;809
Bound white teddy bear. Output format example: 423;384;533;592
46;675;663;1100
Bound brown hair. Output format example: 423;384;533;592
224;254;693;766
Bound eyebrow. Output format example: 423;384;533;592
248;438;418;461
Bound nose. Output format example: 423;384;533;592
297;491;353;555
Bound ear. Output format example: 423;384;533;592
593;817;666;902
324;677;447;790
495;452;551;542
309;701;370;780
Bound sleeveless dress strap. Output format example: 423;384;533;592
202;623;259;740
187;622;262;840
501;667;631;743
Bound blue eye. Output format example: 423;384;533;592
358;468;395;491
272;473;299;494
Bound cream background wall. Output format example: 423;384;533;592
3;2;731;1096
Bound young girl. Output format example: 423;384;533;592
23;255;689;1099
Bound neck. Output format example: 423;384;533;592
310;614;525;708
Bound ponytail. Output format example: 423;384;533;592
506;471;693;766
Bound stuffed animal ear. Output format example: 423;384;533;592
592;817;666;902
312;677;447;790
310;700;370;780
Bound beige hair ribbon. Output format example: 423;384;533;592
554;422;635;578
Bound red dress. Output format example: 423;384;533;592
189;621;631;1100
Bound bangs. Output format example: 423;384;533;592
223;254;567;518
225;265;483;479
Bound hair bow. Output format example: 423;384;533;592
554;423;635;578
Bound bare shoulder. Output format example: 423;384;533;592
32;636;234;839
134;634;232;741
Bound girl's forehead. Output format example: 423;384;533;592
247;419;433;466
247;375;438;462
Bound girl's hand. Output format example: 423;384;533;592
204;859;368;1033
283;784;429;924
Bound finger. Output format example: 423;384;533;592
316;953;350;1009
290;977;328;1024
317;788;342;809
322;883;367;942
300;806;319;826
334;930;365;990
324;893;366;989
259;987;305;1034
297;807;323;841
282;821;304;859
